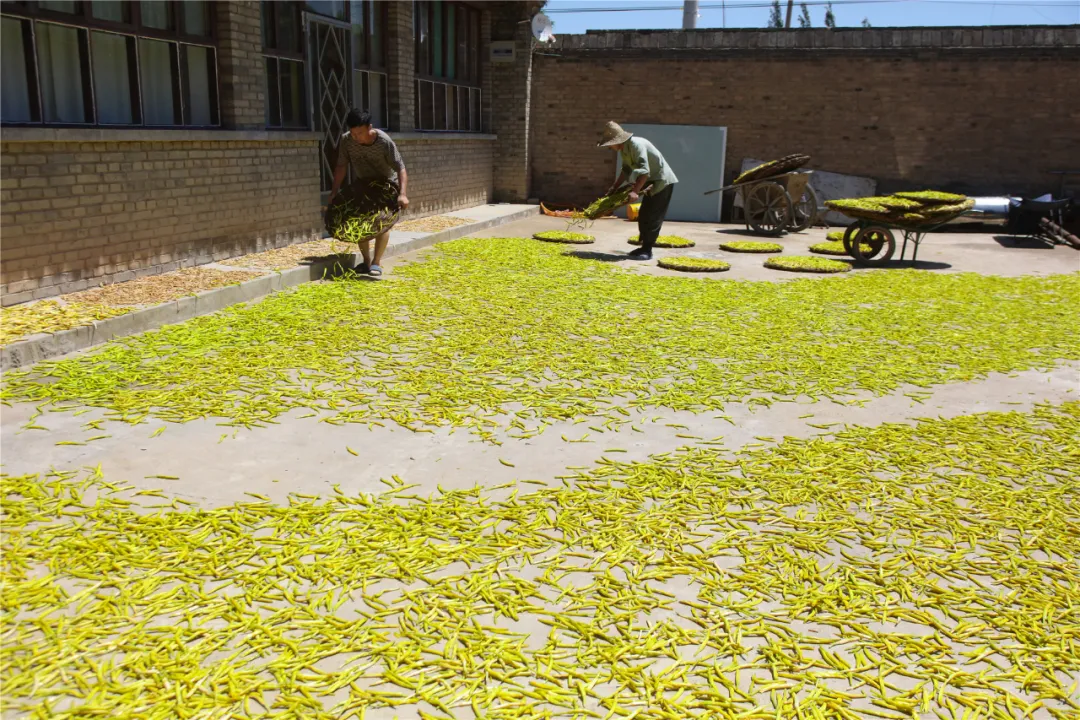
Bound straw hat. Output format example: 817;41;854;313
597;121;633;147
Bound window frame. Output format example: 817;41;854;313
262;0;308;129
413;1;480;88
412;0;482;133
0;1;220;128
347;0;387;129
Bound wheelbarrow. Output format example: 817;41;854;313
705;172;819;236
838;213;967;265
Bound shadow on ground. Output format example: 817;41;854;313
716;228;770;237
301;254;354;266
853;260;953;271
563;250;637;263
992;235;1057;250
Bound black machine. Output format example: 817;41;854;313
1005;196;1075;245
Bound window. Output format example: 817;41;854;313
261;0;306;128
0;1;219;127
349;0;387;129
414;1;481;132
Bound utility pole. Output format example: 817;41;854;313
785;0;794;27
683;0;698;29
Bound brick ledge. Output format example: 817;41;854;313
0;128;320;143
391;132;497;142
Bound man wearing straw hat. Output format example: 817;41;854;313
598;121;678;260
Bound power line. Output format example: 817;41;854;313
544;0;1080;13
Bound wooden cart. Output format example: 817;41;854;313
705;172;819;236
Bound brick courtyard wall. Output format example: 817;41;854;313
530;26;1080;208
394;135;496;217
1;130;322;306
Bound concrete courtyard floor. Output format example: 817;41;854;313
2;217;1078;718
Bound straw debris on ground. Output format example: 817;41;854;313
5;237;1078;442
3;403;1078;718
0;300;130;346
63;267;266;308
223;239;353;271
396;215;474;233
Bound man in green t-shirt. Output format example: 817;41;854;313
598;121;679;261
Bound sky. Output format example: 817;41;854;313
542;0;1080;32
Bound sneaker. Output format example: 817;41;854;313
627;247;652;260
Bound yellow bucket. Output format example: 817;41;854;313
627;203;641;221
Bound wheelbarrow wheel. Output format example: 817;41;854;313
840;221;862;254
746;182;792;237
850;225;896;265
787;185;819;233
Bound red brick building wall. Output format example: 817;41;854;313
530;26;1080;208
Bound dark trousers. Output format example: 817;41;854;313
637;184;675;250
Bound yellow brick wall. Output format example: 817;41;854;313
1;133;322;305
395;137;495;218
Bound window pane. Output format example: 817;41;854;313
184;44;213;125
261;0;274;48
368;72;384;128
458;86;468;133
265;57;280;126
277;2;299;52
447;84;457;130
445;4;455;79
183;1;209;36
140;1;174;30
350;0;365;67
1;17;33;123
306;1;344;20
418;80;433;130
139;38;176;124
433;1;442;77
416;1;429;76
471;11;479;82
470;88;480;132
91;31;134;124
40;1;77;13
433;81;445;130
369;0;382;67
92;1;130;22
279;58;305;127
456;6;466;83
37;22;87;123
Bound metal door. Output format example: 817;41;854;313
306;13;350;195
616;124;728;223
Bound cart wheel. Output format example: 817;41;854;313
841;222;863;255
851;225;896;265
746;182;792;236
787;185;819;233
